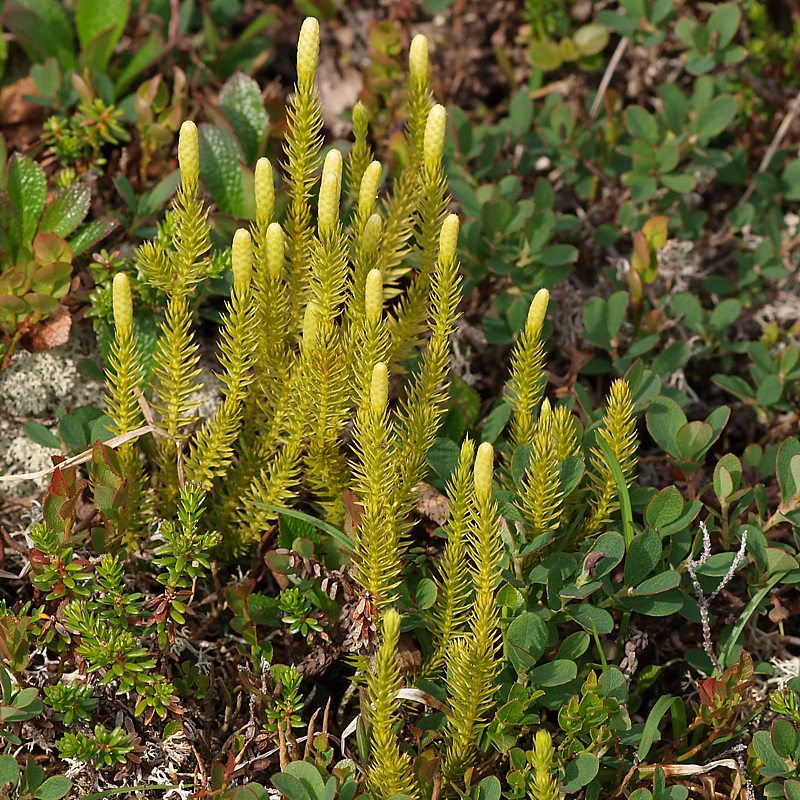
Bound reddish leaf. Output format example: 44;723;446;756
33;232;72;266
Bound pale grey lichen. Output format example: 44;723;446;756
0;337;102;417
0;419;60;498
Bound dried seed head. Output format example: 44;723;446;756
302;300;320;351
318;149;343;234
363;213;382;253
266;223;284;280
178;120;199;184
438;214;459;265
297;17;320;85
231;229;252;295
409;34;429;84
423;104;446;172
358;160;382;218
370;362;389;415
474;442;494;503
112;272;132;335
526;288;550;337
255;158;274;223
365;269;383;324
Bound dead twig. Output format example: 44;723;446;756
686;521;749;674
0;424;168;483
590;37;629;119
737;90;800;208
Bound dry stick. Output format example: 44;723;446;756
737;91;800;208
686;521;749;674
0;424;169;483
590;37;630;120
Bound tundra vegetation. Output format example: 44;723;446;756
0;2;798;799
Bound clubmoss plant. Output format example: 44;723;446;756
365;608;419;800
106;19;461;571
502;290;639;563
442;442;504;785
528;729;562;800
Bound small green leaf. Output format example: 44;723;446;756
414;578;437;610
427;438;461;485
562;752;599;793
481;402;511;444
530;659;577;687
0;755;20;788
756;374;783;407
198;124;248;218
631;571;681;596
477;776;501;800
646;396;687;457
528;38;563;71
34;775;72;800
626;106;659;143
708;298;741;330
776;439;800;504
24;421;60;450
283;760;325;800
271;774;310;800
507;90;533;137
714;464;733;501
582;291;628;348
753;730;789;776
3;0;76;71
567;604;614;634
785;780;800;800
506;613;548;671
219;72;269;163
585;531;625;578
783;159;800;201
558;456;585;497
708;3;740;49
573;23;609;56
771;719;800;760
556;631;590;661
694;94;737;140
40;184;91;238
675;421;713;459
114;30;162;95
619;590;684;616
645;487;684;529
660;173;696;193
75;0;130;71
69;216;119;257
8;153;46;249
511;444;532;487
624;529;662;586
